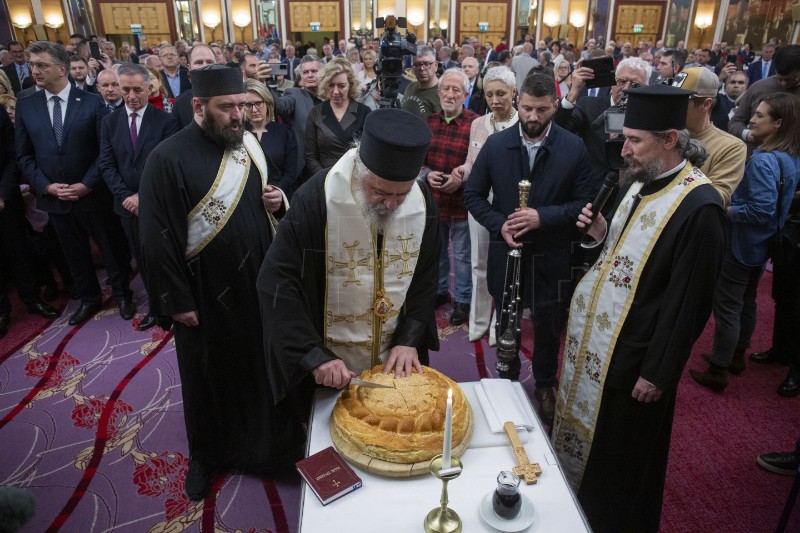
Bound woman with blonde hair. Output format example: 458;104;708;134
356;49;380;110
0;93;16;123
553;58;572;98
243;79;298;194
304;58;371;175
144;65;174;112
453;66;519;343
0;70;12;96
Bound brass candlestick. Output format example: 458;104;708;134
424;454;464;533
518;180;531;210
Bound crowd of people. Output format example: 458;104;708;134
0;28;799;532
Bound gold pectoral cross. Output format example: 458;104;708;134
328;241;372;287
387;234;419;279
503;421;542;484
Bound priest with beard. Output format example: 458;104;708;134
552;85;727;533
258;108;441;405
138;64;303;501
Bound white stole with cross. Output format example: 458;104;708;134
552;163;710;490
324;149;426;375
185;131;285;259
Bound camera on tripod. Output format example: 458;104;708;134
375;14;417;107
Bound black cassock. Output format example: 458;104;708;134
139;122;304;471
257;169;441;404
576;172;728;533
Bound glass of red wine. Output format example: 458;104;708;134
492;471;522;519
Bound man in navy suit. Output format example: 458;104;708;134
748;43;776;85
2;41;29;94
281;45;301;83
100;63;178;331
69;56;97;93
15;41;135;326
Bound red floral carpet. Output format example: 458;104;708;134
1;272;799;532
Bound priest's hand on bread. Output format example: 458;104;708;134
313;359;356;389
382;345;422;378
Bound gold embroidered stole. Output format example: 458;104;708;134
185;131;283;259
324;149;426;375
552;164;710;490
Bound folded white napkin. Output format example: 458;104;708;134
475;378;533;433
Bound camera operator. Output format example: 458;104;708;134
401;46;441;119
555;57;651;177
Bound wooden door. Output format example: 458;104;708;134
459;2;507;46
612;1;664;47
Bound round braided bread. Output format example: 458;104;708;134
331;365;470;463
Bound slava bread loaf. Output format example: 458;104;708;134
331;365;470;463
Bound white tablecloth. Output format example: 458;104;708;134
298;381;591;532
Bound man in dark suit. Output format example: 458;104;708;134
272;55;322;184
15;41;135;326
171;44;217;129
2;40;29;94
281;45;301;83
555;57;651;177
748;44;776;85
159;46;191;98
464;73;594;424
0;105;60;338
100;63;178;330
96;69;123;110
69;56;97;93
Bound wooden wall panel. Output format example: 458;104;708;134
97;0;174;43
458;2;507;45
612;1;664;46
289;2;340;33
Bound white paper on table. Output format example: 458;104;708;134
476;378;535;434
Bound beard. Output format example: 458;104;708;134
354;180;397;233
621;156;665;187
520;118;550;139
202;111;244;150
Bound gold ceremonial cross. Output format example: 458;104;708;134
503;421;542;484
332;480;341;487
386;235;419;278
328;241;372;286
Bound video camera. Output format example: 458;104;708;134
603;82;640;169
375;15;417;108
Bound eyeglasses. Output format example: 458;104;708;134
615;77;637;86
30;62;54;70
413;61;435;70
160;53;178;58
243;101;266;110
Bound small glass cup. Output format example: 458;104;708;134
492;471;522;520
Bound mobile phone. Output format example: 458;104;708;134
727;55;737;64
582;56;616;88
271;62;289;76
89;41;102;61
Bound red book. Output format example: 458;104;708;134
296;446;363;505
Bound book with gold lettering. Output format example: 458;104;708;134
296;446;363;505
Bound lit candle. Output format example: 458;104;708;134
442;388;452;469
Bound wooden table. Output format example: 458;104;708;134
298;381;591;532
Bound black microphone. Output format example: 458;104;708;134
580;171;619;234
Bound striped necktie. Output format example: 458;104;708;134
52;96;63;147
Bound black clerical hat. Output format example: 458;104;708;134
623;84;694;131
191;64;244;97
360;109;432;182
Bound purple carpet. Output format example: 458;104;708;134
1;272;799;532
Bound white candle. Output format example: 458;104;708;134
442;388;452;469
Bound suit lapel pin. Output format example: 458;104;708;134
75;98;81;101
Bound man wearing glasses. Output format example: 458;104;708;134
2;41;29;94
402;46;441;119
554;57;651;178
159;45;191;98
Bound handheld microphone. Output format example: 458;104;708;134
580;171;619;234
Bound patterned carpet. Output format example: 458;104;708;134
1;273;798;532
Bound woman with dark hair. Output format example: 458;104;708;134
691;92;800;392
304;58;371;175
243;79;299;195
550;41;565;65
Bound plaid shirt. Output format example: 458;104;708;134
424;109;479;221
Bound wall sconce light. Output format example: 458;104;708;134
543;12;560;28
694;15;712;30
407;10;423;35
12;14;32;30
203;12;221;41
569;12;586;28
233;12;252;42
45;14;64;29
